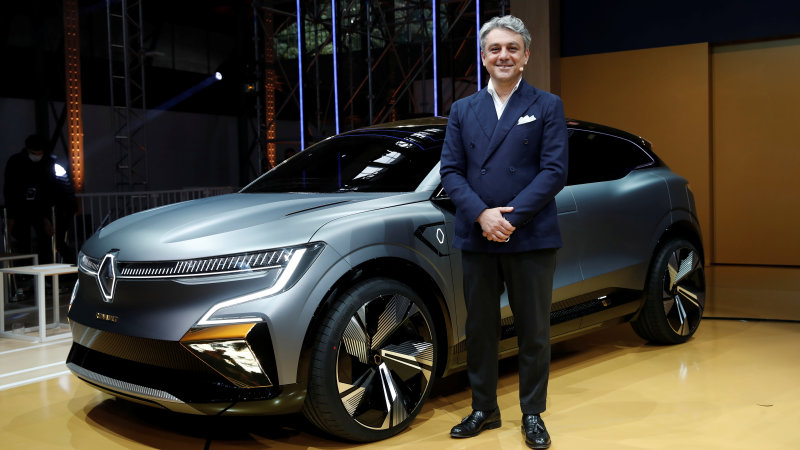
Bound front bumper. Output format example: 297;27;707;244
66;320;302;415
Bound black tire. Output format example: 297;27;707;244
303;278;438;442
632;238;706;344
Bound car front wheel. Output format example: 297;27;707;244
303;278;438;441
632;238;706;344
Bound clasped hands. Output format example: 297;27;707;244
477;207;515;242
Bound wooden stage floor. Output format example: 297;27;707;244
1;265;799;449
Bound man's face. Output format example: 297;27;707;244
26;148;44;162
481;27;529;85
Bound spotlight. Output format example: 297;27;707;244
215;72;223;81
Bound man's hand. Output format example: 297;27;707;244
477;207;515;242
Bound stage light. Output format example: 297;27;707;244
215;72;223;81
54;163;68;178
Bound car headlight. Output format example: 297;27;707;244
195;242;324;326
78;251;99;275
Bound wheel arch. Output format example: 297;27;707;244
632;216;705;322
295;256;454;387
654;217;705;264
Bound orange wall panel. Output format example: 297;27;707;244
559;44;712;261
711;39;800;266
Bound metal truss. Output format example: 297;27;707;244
106;0;149;190
245;0;507;174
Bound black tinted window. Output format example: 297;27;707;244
242;128;444;193
567;129;653;186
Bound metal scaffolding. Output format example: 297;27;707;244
106;0;149;190
246;0;507;173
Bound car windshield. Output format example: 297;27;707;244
242;127;445;193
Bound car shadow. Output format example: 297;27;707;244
79;323;681;448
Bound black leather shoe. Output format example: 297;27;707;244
450;408;501;438
522;414;551;449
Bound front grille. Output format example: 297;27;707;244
71;321;207;370
67;342;281;405
80;250;292;279
67;322;283;406
118;249;292;278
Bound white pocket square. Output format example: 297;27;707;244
517;114;536;125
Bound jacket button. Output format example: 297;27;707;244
471;142;475;148
480;169;487;175
523;139;528;144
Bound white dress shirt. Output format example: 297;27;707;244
486;77;523;119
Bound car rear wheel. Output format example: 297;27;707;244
303;278;438;441
632;238;706;344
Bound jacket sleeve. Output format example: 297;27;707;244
504;95;568;227
439;100;488;224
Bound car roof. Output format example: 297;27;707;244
358;116;653;152
565;118;653;152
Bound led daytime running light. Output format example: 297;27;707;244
196;248;307;326
78;249;296;279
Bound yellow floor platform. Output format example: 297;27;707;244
1;265;799;449
1;319;798;449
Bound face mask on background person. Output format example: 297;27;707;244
28;151;44;162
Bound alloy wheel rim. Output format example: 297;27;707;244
662;247;706;336
336;293;434;430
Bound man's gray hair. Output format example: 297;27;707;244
479;15;531;53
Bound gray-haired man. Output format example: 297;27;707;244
440;14;568;449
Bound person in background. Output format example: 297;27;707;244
4;134;76;264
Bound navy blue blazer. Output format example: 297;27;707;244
440;79;568;253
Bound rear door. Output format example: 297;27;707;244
565;129;669;327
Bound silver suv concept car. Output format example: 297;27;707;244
67;118;705;442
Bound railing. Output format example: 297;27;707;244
72;187;235;256
2;187;235;264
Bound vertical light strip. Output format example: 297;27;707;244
432;0;438;116
366;0;373;124
331;0;340;134
64;0;84;191
264;11;277;169
475;0;481;91
296;0;305;150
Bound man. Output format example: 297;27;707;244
439;15;568;449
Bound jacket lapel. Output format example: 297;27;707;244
468;89;498;142
482;80;540;165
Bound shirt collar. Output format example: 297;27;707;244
486;76;523;98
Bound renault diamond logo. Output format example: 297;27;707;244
97;251;119;302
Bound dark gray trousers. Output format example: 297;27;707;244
461;248;557;415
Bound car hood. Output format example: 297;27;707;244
82;192;420;261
